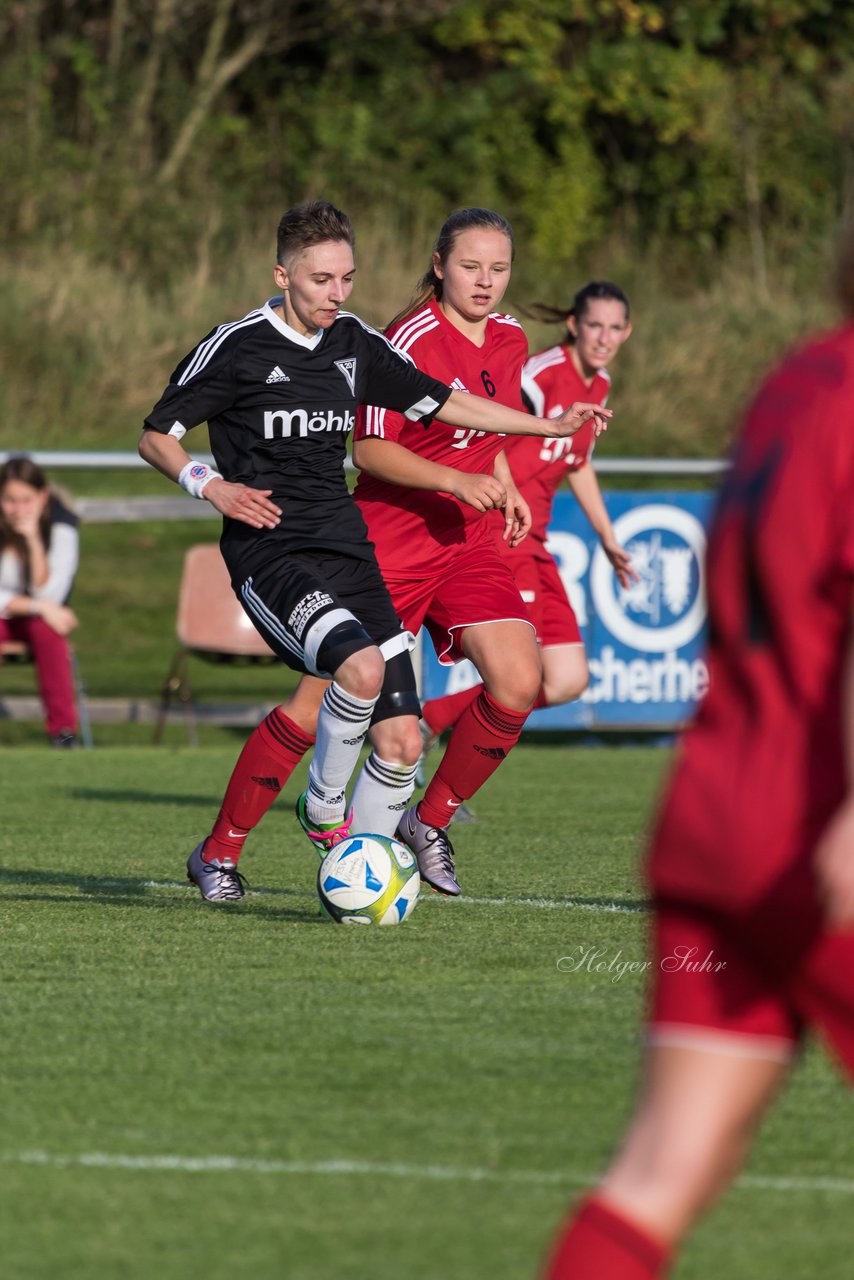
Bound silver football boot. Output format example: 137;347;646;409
395;805;461;897
186;841;246;902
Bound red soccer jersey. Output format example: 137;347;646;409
649;321;854;910
501;344;610;545
354;300;528;577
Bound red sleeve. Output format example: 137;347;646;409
538;361;559;407
837;450;854;577
520;360;551;418
353;402;406;443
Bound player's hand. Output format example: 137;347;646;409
450;472;507;512
502;486;532;547
9;513;41;540
545;403;612;439
815;797;854;929
203;478;282;529
602;539;638;590
36;600;78;636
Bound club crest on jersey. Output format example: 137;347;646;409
334;358;357;394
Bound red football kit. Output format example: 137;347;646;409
646;322;854;1071
513;344;610;542
495;344;610;646
354;300;533;662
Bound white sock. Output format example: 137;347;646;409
307;682;377;824
351;752;417;838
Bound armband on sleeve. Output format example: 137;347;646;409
178;460;223;499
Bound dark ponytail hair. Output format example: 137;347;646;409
523;281;630;346
387;208;515;330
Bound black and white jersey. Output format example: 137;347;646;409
143;298;451;559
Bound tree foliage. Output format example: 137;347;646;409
2;0;851;279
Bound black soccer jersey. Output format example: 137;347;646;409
144;298;451;560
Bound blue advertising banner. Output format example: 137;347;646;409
417;490;716;729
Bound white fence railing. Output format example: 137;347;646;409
0;451;728;523
0;449;728;476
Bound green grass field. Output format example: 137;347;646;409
0;743;850;1279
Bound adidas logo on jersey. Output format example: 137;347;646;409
266;366;290;383
450;377;469;393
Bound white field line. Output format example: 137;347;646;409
6;1151;854;1195
135;880;645;915
460;895;645;914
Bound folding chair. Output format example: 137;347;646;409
0;638;94;748
154;543;278;745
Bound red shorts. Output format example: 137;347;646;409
383;536;533;664
649;897;854;1078
506;548;582;648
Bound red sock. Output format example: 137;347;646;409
422;684;482;735
418;689;529;829
423;682;552;735
545;1197;671;1280
204;708;314;863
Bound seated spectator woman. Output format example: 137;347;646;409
0;456;80;746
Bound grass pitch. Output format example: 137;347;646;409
0;743;850;1279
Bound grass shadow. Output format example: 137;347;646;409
0;867;154;896
0;867;321;922
70;788;218;807
0;891;317;922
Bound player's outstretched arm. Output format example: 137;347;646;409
138;429;281;530
442;390;612;439
567;466;638;589
352;437;507;512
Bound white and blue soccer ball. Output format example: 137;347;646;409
317;834;421;926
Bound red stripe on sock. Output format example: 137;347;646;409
417;689;529;830
205;710;314;862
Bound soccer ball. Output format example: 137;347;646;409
317;834;421;926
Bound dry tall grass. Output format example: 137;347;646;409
0;215;838;458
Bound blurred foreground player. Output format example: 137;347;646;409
545;225;854;1278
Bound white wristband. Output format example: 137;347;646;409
178;460;222;500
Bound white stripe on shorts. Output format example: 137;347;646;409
240;578;304;664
